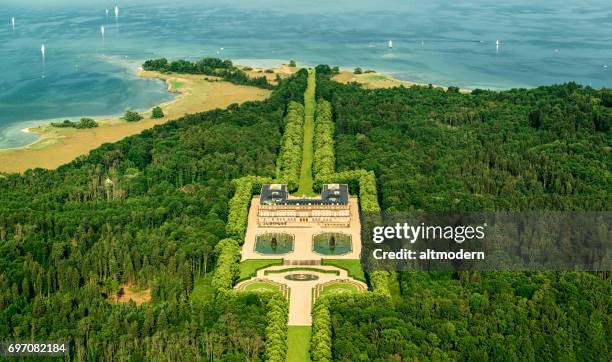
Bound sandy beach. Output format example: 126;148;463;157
0;71;272;173
0;64;456;174
332;70;471;93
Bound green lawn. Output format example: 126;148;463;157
296;69;317;197
286;326;311;362
242;281;280;293
320;282;359;297
361;73;388;81
321;259;366;282
190;274;215;304
238;259;283;282
170;80;184;89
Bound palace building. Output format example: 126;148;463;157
258;184;351;227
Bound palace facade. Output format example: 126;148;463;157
258;184;351;227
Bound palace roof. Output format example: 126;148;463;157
260;183;349;205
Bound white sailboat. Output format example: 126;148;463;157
388;40;393;48
40;44;46;78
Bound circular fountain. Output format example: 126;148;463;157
285;273;319;281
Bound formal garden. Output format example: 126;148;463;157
236;278;289;299
313;279;366;301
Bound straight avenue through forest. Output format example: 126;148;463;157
296;70;318;197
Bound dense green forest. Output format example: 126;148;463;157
316;73;610;211
312;71;611;360
0;62;610;360
0;69;307;359
143;57;275;89
324;272;610;361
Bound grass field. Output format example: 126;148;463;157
361;74;388;81
238;259;283;281
170;79;184;89
320;282;359;297
296;69;317;197
242;281;280;293
287;326;311;362
331;70;470;93
190;274;215;304
321;259;366;282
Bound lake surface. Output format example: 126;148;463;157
1;0;611;148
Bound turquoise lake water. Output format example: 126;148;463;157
1;0;611;148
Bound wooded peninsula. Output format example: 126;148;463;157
0;58;609;360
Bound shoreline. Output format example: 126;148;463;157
0;70;271;173
0;60;468;174
4;62;464;153
8;70;177;151
333;69;472;93
2;62;299;152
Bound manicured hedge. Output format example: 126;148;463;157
311;298;333;362
211;238;241;294
264;294;289;361
277;101;305;190
313;99;335;182
358;170;380;212
368;271;391;296
278;101;304;188
226;175;272;241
